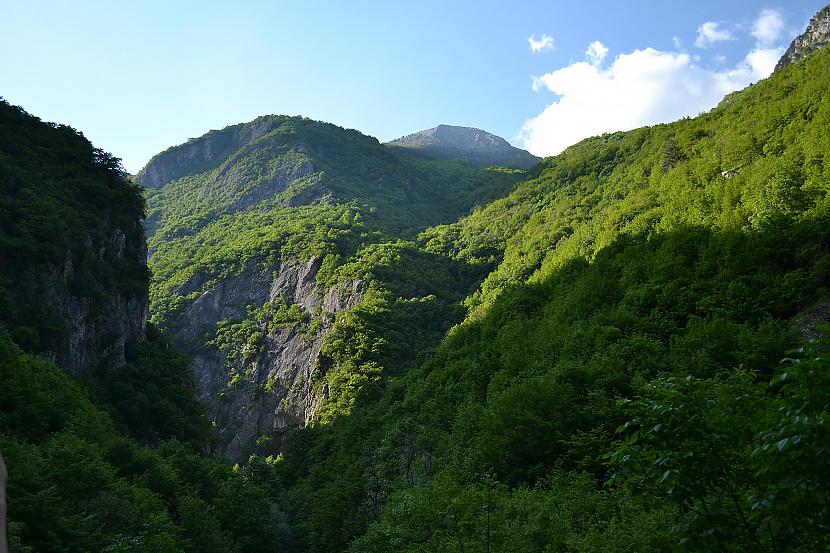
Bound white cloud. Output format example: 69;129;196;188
673;36;682;49
585;40;609;65
745;46;784;75
520;43;781;157
752;9;784;46
528;33;555;53
695;21;734;47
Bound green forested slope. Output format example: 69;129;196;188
0;102;290;552
5;32;828;553
272;47;830;552
143;116;527;445
0;100;147;358
146;117;524;326
144;116;523;241
423;50;829;313
1;328;294;552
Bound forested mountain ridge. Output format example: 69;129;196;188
422;46;830;317
270;33;830;553
140;116;524;238
0;100;148;375
140;117;527;460
135;116;287;190
0;101;295;551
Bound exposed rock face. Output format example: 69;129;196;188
170;256;363;462
141;115;525;459
135;116;290;189
775;4;830;71
387;124;541;169
792;301;830;340
222;160;317;213
17;226;149;376
0;100;150;376
61;223;150;373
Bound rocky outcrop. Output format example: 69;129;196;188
0;100;150;376
775;4;830;71
387;124;541;169
141;114;526;460
15;226;149;376
792;301;830;340
170;257;363;462
135;116;290;189
56;225;149;374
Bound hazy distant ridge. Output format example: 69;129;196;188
386;124;540;169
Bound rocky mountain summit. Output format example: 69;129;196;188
387;124;540;169
775;4;830;70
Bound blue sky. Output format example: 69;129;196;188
0;1;825;172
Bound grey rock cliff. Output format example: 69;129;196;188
387;124;541;169
26;226;149;375
77;231;146;373
168;256;363;462
775;4;830;71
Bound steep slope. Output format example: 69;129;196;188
775;4;830;70
273;36;830;553
141;117;526;460
0;100;148;374
386;124;540;169
135;116;288;189
0;102;292;552
141;116;522;239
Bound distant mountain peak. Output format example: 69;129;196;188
395;124;509;149
775;4;830;71
386;124;540;169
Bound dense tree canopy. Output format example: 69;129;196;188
2;37;830;553
271;47;830;552
0;100;147;355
